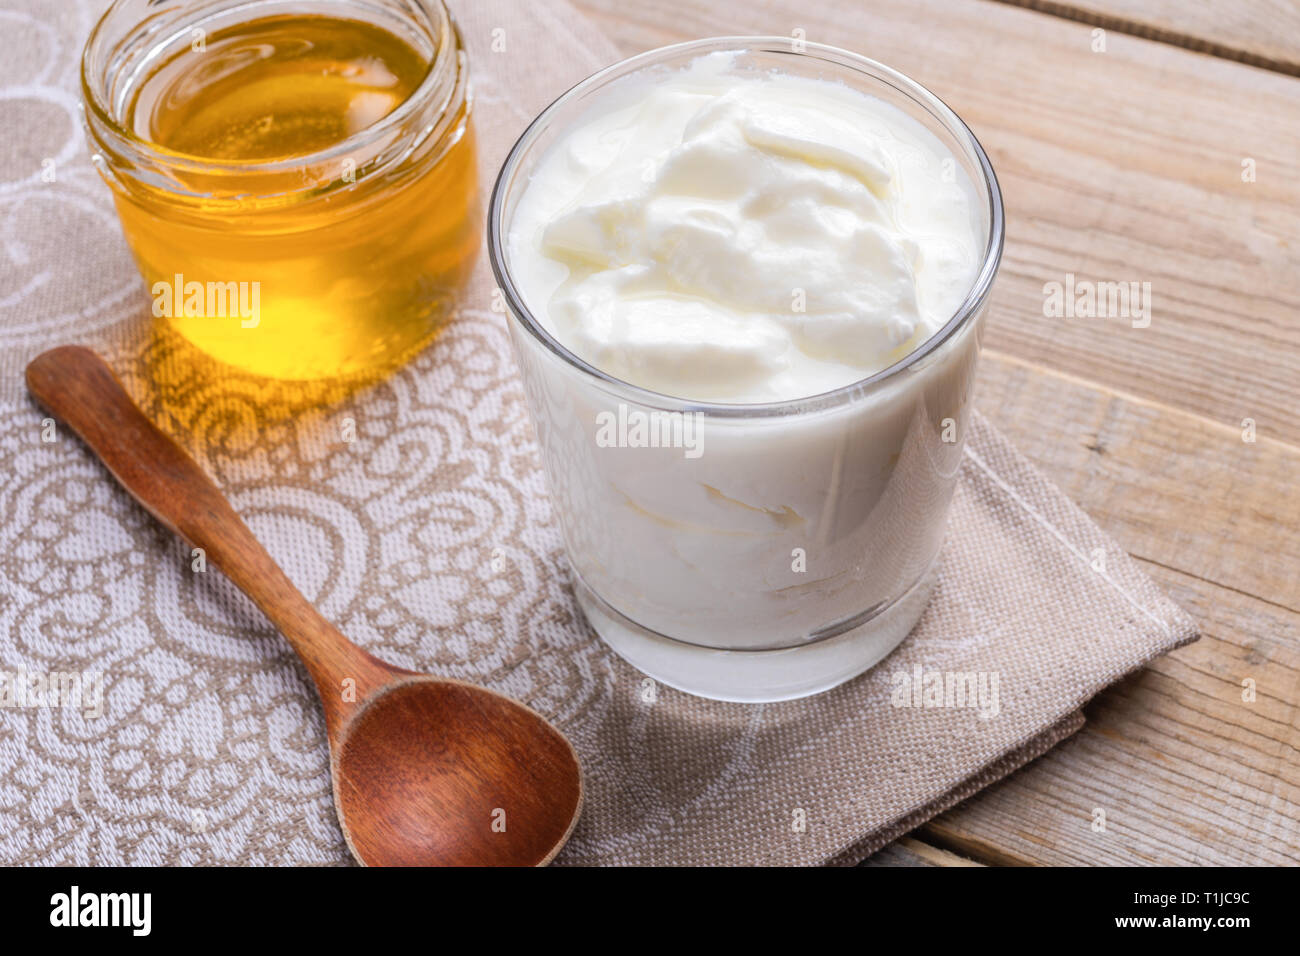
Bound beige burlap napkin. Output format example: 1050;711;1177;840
0;0;1195;866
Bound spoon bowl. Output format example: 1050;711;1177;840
26;346;583;866
335;677;581;866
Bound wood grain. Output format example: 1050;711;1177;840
977;350;1298;613
863;836;984;866
993;0;1300;77
923;564;1300;864
921;351;1300;865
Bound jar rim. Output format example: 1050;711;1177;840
488;36;1005;419
80;0;461;179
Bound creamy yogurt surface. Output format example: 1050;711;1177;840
507;51;984;403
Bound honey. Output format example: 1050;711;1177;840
135;18;428;161
84;4;478;382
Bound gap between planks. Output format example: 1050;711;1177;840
918;556;1300;866
988;0;1300;77
864;835;987;866
983;346;1300;459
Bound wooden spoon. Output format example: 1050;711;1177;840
27;346;582;866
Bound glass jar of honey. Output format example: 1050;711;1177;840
82;0;478;382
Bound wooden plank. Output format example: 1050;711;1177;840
924;560;1300;865
862;836;985;866
913;351;1300;865
976;350;1298;611
994;0;1300;77
570;0;1300;447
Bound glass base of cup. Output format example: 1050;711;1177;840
572;559;941;703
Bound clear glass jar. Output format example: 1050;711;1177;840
489;38;1004;701
82;0;478;383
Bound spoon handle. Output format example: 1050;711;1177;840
25;346;394;732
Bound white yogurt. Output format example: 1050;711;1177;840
498;46;997;701
508;52;981;403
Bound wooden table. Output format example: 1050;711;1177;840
573;0;1300;865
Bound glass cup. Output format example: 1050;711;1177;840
81;0;478;384
489;37;1004;702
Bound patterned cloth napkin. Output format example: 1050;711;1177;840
0;0;1196;865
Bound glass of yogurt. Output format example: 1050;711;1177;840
488;38;1004;702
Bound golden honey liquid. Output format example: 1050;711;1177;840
115;14;478;382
